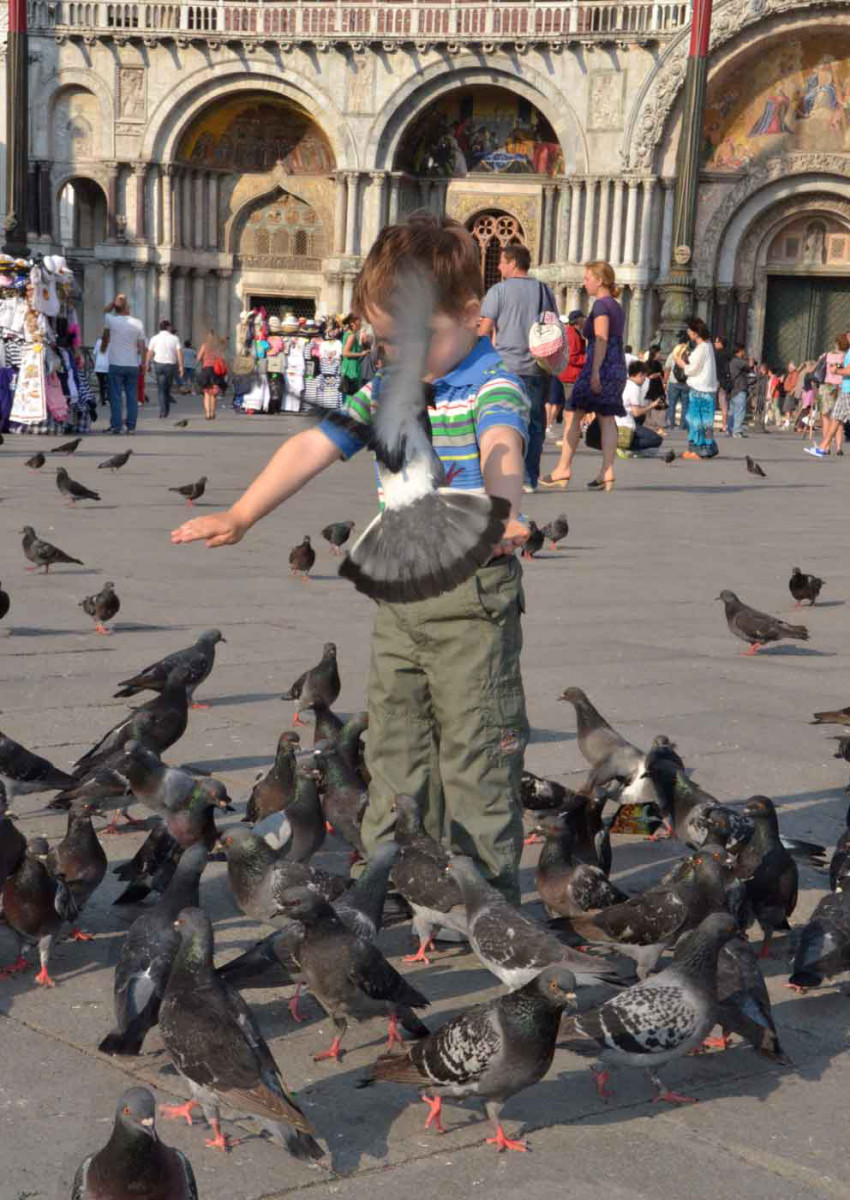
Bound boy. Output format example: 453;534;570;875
171;214;531;906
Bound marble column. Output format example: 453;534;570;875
192;269;206;342
193;172;205;250
735;288;752;347
624;179;640;266
630;284;646;349
370;171;388;243
162;165;174;248
418;179;432;211
172;270;187;340
595;179;610;262
207;173;219;252
342;274;354;312
556;179;571;262
566;283;582;313
541;185;555;264
133;163;147;242
105;162;120;241
158;263;173;323
333;173;347;255
388;174;402;225
659;179;675;280
714;287;732;342
582;179;596;267
345;172;359;256
326;271;344;313
567;180;582;263
610;179;625;266
182;170;193;250
132;264;147;331
694;286;712;326
145;265;156;338
38;161;52;237
103;261;116;307
27;162;39;237
638;178;656;269
217;269;233;342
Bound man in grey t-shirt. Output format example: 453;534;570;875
480;245;558;491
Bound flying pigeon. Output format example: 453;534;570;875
289;535;316;580
98;449;134;471
330;268;509;603
717;590;808;654
24;452;45;469
789;566;824;607
541;513;569;550
281;643;340;725
321;520;356;556
21;524;83;572
159;907;325;1159
113;629;225;707
366;965;577;1152
80;581;120;635
169;476;207;505
56;467;101;504
51;436;82;454
0;730;75;803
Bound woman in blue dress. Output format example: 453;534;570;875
540;260;627;492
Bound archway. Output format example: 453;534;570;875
58;177;107;249
232;188;328;270
176;92;335;175
468;210;526;290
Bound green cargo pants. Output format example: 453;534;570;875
360;555;528;905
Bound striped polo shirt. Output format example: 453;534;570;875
318;337;528;493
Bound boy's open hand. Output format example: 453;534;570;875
492;516;530;557
171;510;246;548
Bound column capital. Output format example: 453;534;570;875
216;267;234;280
626;177;641;189
131;262;147;275
158;262;174;276
631;283;647;296
694;286;712;302
133;162;148;178
105;160;121;177
162;163;176;178
370;170;389;183
543;182;556;196
662;177;676;191
735;287;753;304
715;286;733;303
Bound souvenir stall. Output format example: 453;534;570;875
0;253;95;436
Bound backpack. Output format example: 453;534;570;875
213;356;227;376
528;282;567;375
812;353;828;386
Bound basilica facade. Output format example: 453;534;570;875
4;0;850;364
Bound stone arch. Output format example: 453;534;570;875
226;177;328;264
733;194;850;289
622;0;843;171
140;60;357;169
34;70;114;161
56;175;109;250
366;59;588;175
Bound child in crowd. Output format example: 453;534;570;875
180;339;196;392
171;213;532;906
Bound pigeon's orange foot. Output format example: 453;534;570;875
94;624;111;636
523;833;543;846
160;1100;198;1126
702;1034;730;1051
292;713;307;728
324;820;335;835
403;939;434;966
783;981;809;993
191;702;210;711
313;1036;342;1063
591;1066;613;1100
653;1090;697;1105
34;966;56;988
421;1094;445;1133
486;1125;528;1152
742;643;763;656
205;1120;240;1152
0;954;29;978
385;1013;404;1052
69;927;94;942
288;986;304;1023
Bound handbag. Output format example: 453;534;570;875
213;356;227;376
232;352;254;375
45;372;70;422
528;282;567;375
265;353;285;373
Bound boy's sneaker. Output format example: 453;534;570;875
805;446;827;458
616;448;633;459
522;483;537;494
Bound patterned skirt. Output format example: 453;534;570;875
831;391;850;423
686;390;719;457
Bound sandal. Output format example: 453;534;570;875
587;478;615;492
538;473;570;489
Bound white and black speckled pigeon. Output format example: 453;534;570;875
159;907;325;1159
717;590;808;655
564;911;739;1104
244;731;300;824
329;268;509;604
99;844;208;1057
391;793;467;964
0;730;75;803
72;1085;198;1200
56;466;100;504
277;885;430;1063
366;965;577;1152
221;826;346;926
80;581;120;636
534;813;629;917
21;524;83;572
281;643;340;726
449;855;623;989
788;858;850;991
710;934;787;1061
113;629;225;707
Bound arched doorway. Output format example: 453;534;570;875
58;177;107;249
468;210;526;290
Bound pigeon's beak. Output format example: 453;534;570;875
219;798;235;812
140;1117;155;1128
220;637;227;644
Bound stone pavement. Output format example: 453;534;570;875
1;404;848;1200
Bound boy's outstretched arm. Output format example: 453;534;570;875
479;426;529;557
170;427;343;548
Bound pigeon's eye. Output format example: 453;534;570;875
693;857;702;865
123;1106;131;1115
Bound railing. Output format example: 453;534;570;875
29;0;690;40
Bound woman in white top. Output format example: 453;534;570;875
675;316;719;459
93;335;110;407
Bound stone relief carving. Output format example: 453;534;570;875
223;163;334;256
734;192;850;286
588;71;624;132
52;87;100;160
446;190;540;259
118;66;145;120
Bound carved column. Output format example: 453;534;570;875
556;178;571;262
132;263;147;332
105;161;120;241
27;162;39;237
345;172;359;256
182;169;193;250
582;179;596;267
145;265;156;338
610;179;625;267
714;286;732;343
734;287;752;347
541;185;555;264
38;161;52;237
342;274;355;312
695;285;712;325
172;269;186;340
191;269;206;342
630;284;646;350
158;262;173;323
217;268;232;341
624;179;640;266
659;179;675;280
370;171;388;244
326;270;344;313
595;178;610;262
133;163;147;243
333;172;347;255
103;261;116;307
418;178;432;211
566;283;582;314
207;172;219;252
161;165;174;248
388;174;402;225
638;178;655;269
193;172;205;250
567;181;582;263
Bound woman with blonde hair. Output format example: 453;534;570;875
197;330;228;420
540;260;627;491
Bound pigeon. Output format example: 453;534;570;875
331;268;509;603
730;795;797;957
711;935;787;1060
336;709;370;785
24;452;45;469
289;535;316;580
829;806;850;891
113;629;225;707
72;1086;198;1199
558;686;646;799
449;855;623;989
745;455;766;478
221;825;346;925
0;730;75;803
305;699;345;746
21;524;83;572
564;912;739;1104
391;793;467;964
98;844;208;1056
49;766;131;816
98;449;134;471
366;965;578;1152
534;813;629;917
80;581;120;636
45;800;107;940
812;705;850;728
834;737;850;766
214;925;303;997
663;449;676;464
56;466;101;504
540;513;569;551
169;476;207;505
51;436;81;454
0;582;9;624
311;744;366;856
717;589;808;654
0;836;72;986
245;731;301;824
520;520;545;560
159;907;325;1159
520;770;577;813
268;761;327;862
789;566;824;607
545;790;612;873
788;858;850;991
282;643;340;725
112;822;183;906
0;786;26;890
277;885;430;1062
321;520;356;556
642;755;750;849
334;843;400;942
174;418;189;428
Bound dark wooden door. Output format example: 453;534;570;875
763;275;850;366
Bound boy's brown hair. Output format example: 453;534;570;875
353;211;482;319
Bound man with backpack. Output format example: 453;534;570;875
664;329;690;429
727;343;750;437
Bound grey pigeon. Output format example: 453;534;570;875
0;580;9;624
169;476;207;505
520;770;576;813
789;566;824;607
21;523;83;572
268;761;326;862
159;907;325;1159
535;789;612;872
565;911;739;1103
51;436;81;454
221;825;346;925
449;855;623;989
391;793;467;963
277;885;430;1063
281;643;340;725
712;934;787;1061
25;451;45;469
332;269;509;603
289;535;316;579
0;835;72;987
98;449;134;471
367;965;577;1151
321;520;356;556
788;858;850;991
520;520;544;560
335;843;399;942
114;629;225;706
0;786;26;890
717;589;808;654
80;580;120;635
45;799;107;939
557;686;648;799
112;822;182;907
0;730;74;802
311;742;366;856
829;805;850;891
174;418;189;428
730;795;797;957
56;466;101;504
541;513;569;550
244;731;300;823
534;813;628;917
745;455;766;478
72;1085;198;1200
99;844;208;1056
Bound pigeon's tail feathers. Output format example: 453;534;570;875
339;490;510;603
47;793;73;811
97;1023;147;1056
112;880;153;905
781;836;828;867
54;874;80;923
370;1051;425;1085
776;620;809;641
397;1008;431;1038
272;1124;326;1164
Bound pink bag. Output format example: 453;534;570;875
528;282;567;375
45;373;70;423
